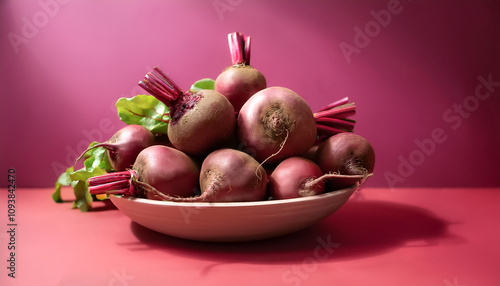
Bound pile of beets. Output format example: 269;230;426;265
86;32;375;202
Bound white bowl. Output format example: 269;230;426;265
109;184;358;242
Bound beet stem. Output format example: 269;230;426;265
315;117;356;130
314;100;356;140
228;32;250;65
314;103;356;119
305;172;373;190
88;180;130;194
244;35;251;65
316;125;350;135
74;142;116;164
87;170;137;196
87;171;132;186
151;67;184;95
317;97;349;112
138;66;187;115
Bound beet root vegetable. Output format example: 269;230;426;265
215;66;266;112
139;67;236;156
315;133;375;190
268;157;325;200
238;86;317;164
268;157;364;200
145;148;268;202
215;32;267;112
88;145;200;200
303;143;320;162
76;124;155;171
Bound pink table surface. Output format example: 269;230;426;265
0;187;499;286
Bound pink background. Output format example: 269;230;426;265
1;0;499;188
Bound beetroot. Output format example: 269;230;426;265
88;145;200;199
268;156;366;200
139;67;236;156
76;124;154;171
145;148;268;202
315;133;375;190
215;32;267;112
268;157;325;200
237;86;317;164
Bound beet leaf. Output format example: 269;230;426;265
116;95;170;134
52;142;113;212
190;78;215;92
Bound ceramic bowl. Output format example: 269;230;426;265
109;184;358;242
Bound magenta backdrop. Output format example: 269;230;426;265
1;0;499;188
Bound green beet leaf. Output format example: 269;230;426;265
69;166;107;182
190;78;215;92
53;166;74;203
71;180;93;212
52;141;113;211
83;142;113;173
116;95;169;134
69;166;107;212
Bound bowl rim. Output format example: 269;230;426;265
109;183;358;208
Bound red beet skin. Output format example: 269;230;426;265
238;86;317;164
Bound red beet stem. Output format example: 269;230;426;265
87;171;133;186
304;172;373;190
316;125;349;135
315;117;355;131
314;103;356;119
138;66;187;115
87;170;138;196
88;180;130;193
244;35;251;65
74;142;116;164
314;99;357;139
228;32;251;65
317;97;349;112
